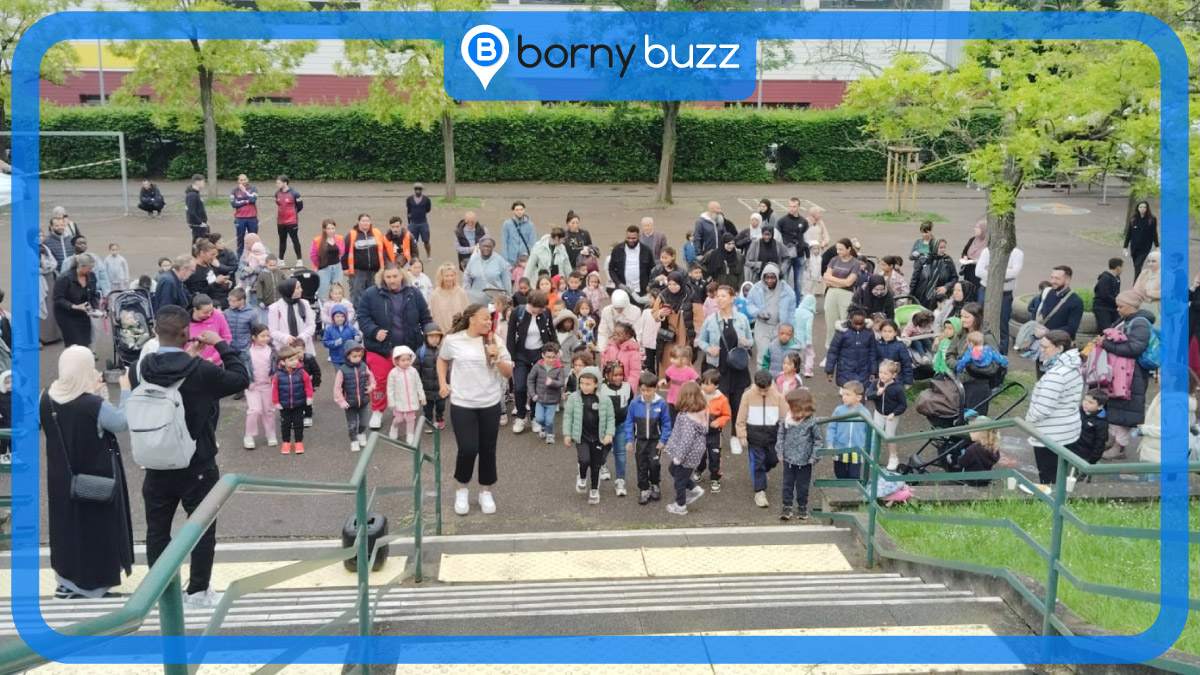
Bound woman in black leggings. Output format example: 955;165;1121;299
436;303;514;517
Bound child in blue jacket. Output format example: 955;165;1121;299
623;371;673;505
827;380;870;479
826;308;878;388
321;304;361;366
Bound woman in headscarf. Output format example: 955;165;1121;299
429;262;471;333
743;225;789;286
652;271;703;374
41;346;134;599
706;233;744;290
959;220;988;288
53;252;100;348
268;277;317;425
850;274;895;320
909;239;959;310
757;199;777;228
463;237;513;295
1132;250;1161;325
735;213;765;253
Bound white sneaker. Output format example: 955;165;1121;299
690;471;701;484
406;433;417;446
357;433;367;447
500;413;509;427
730;437;743;455
0;454;9;465
531;421;543;435
588;489;600;505
599;466;611;481
478;491;496;514
544;435;555;444
303;417;313;428
819;357;826;369
369;411;383;429
454;488;470;515
388;429;399;440
886;455;900;471
576;477;587;494
754;491;769;508
267;437;278;447
615;478;627;496
666;503;688;515
513;418;526;434
686;486;705;505
242;435;256;450
183;588;224;609
350;441;361;453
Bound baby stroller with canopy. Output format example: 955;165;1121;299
292;266;322;333
893;295;937;380
898;374;1027;480
104;288;154;378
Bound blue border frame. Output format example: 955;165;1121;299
9;9;1191;667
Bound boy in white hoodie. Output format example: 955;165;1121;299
387;345;426;445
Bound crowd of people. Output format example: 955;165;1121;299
25;180;1177;606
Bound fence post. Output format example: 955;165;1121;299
864;425;880;568
355;480;370;645
1042;454;1069;637
433;429;443;536
159;572;188;675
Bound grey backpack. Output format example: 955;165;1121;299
127;359;195;470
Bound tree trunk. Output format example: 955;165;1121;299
442;110;456;202
193;39;218;200
655;101;680;205
982;161;1023;340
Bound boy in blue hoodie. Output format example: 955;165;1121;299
624;371;672;505
321;304;361;366
827;380;870;480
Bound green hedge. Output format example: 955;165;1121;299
34;104;971;183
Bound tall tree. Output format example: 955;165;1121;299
340;0;490;202
843;31;1158;332
2;0;80;150
755;39;796;109
108;0;315;198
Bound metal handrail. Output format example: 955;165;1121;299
0;420;441;675
809;409;1199;653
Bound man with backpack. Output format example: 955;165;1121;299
129;305;249;608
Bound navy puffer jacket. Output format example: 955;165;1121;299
826;327;878;387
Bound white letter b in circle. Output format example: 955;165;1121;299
476;37;496;62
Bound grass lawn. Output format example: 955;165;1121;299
860;210;948;223
1072;228;1125;247
878;498;1200;654
434;196;483;207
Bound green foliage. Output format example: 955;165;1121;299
859;210;948;223
2;0;80;118
36;103;980;183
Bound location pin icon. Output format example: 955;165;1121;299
461;25;509;91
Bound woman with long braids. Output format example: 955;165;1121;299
438;303;514;516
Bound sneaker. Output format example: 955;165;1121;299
615;478;627;496
425;426;434;434
780;507;793;521
500;414;509;426
388;429;399;440
576;477;587;494
819;357;827;369
513;418;526;434
599;466;611;482
454;488;470;515
184;588;224;609
1102;446;1127;461
436;420;445;430
233;392;245;401
293;443;305;455
356;433;367;447
350;441;361;453
804;369;813;378
730;437;743;455
685;486;705;505
531;421;543;435
797;506;810;520
545;435;555;444
303;417;313;428
710;479;721;493
638;489;650;505
754;490;769;508
242;435;256;450
690;471;701;484
886;455;900;472
281;443;291;455
588;489;600;505
649;484;661;501
267;437;279;447
478;491;496;515
369;411;383;429
666;503;688;515
0;454;10;465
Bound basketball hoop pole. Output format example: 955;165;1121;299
0;130;130;215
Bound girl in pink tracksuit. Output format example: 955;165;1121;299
243;323;278;449
387;345;426;445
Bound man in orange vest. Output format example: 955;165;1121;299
346;214;394;304
385;216;416;267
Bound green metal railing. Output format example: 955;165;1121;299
810;410;1200;671
0;420;441;675
0;430;10;544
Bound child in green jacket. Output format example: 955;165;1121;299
563;366;615;505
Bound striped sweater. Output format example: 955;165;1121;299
1025;348;1084;447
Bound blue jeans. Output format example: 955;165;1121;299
781;462;813;509
749;444;778;492
234;218;259;258
605;427;628;479
789;254;805;307
317;265;345;302
534;402;558;436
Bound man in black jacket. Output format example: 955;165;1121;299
185;240;231;309
131;305;249;608
608;225;655;302
184;174;209;245
1092;258;1123;331
775;198;809;305
153;255;195;313
505;290;555;434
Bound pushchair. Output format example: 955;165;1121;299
292;267;322;333
893;295;937;380
898;374;1027;480
105;288;154;377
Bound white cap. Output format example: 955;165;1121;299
612;289;630;309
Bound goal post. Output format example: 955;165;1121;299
0;130;130;215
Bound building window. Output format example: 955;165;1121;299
80;94;149;105
725;101;811;109
249;96;292;106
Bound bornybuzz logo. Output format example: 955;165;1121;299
448;17;756;102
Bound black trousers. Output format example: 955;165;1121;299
280;407;305;442
695;429;722;479
669;462;696;506
344;403;370;440
834;460;862;480
142;465;220;595
1094;308;1119;332
1033;444;1059;484
576;438;605;489
423;397;446;423
452;403;501;485
278;224;302;261
634;437;661;491
511;349;540;419
781;462;813;509
188;224;209;245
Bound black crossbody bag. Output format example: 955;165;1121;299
45;394;117;504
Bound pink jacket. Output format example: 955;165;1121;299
1101;328;1135;400
189;310;233;365
309;234;347;269
602;339;643;386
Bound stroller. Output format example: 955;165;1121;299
292;266;323;333
893;295;937;380
898;374;1027;480
105;288;154;377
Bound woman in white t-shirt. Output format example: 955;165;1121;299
437;303;514;516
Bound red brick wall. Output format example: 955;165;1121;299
694;80;848;109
